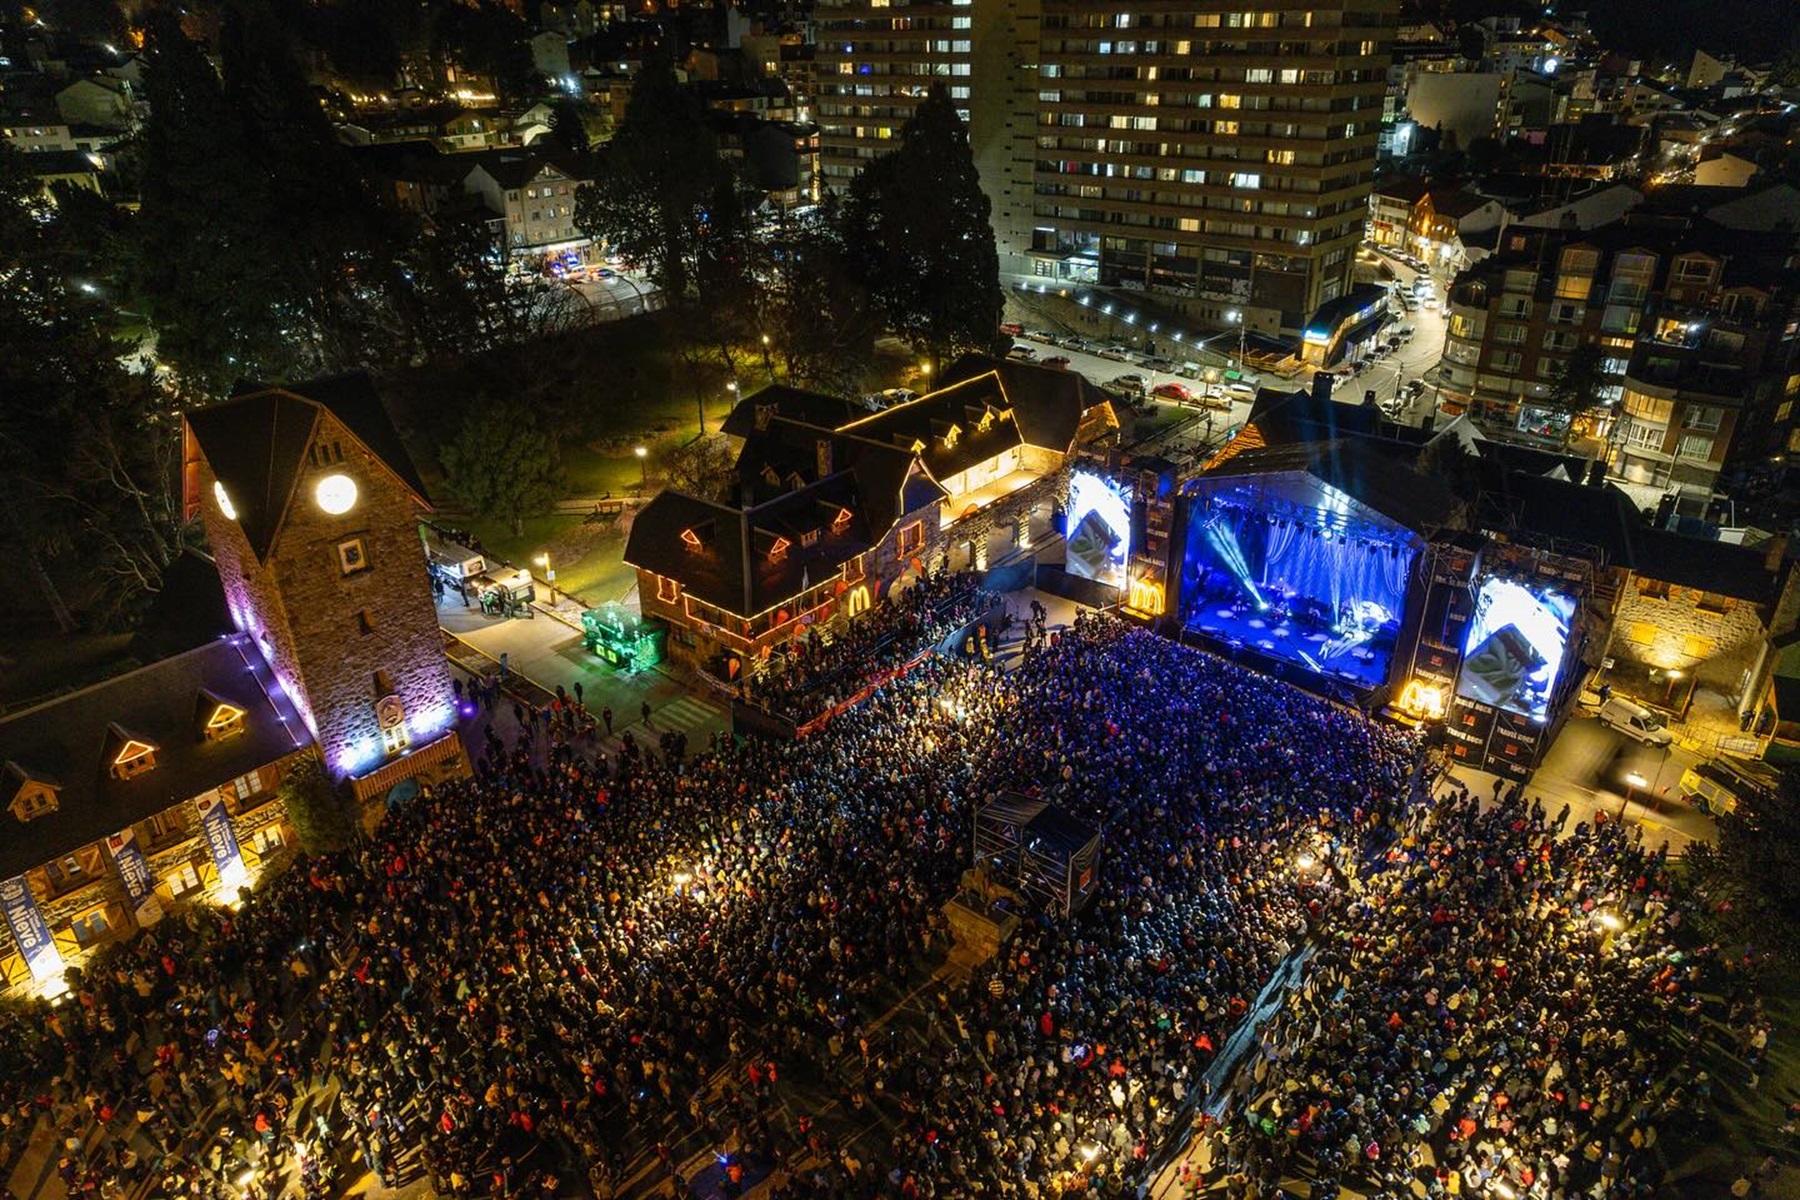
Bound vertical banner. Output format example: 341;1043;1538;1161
0;875;65;985
104;829;164;927
196;794;248;895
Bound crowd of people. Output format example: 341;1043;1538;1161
0;612;1761;1200
739;570;999;723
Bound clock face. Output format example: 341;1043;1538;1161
315;473;358;515
213;480;237;520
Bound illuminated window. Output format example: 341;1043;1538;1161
229;771;263;802
768;536;791;563
680;527;703;550
70;908;111;946
801;529;821;547
843;553;866;583
376;694;409;757
656;574;681;603
896;521;925;558
833;506;853;529
251;825;286;855
166;863;201;897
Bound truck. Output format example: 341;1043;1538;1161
1678;756;1783;816
422;525;487;585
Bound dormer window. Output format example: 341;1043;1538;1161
942;424;961;449
801;529;821;547
205;702;246;740
681;527;703;550
109;737;159;784
7;765;60;823
768;536;791;563
833;506;853;529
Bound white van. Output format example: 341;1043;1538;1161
1598;697;1674;746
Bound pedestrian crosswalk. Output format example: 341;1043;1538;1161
644;693;728;738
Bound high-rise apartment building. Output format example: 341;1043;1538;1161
816;0;1396;335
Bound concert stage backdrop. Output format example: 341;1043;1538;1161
1178;498;1419;692
1065;469;1133;589
1454;575;1576;723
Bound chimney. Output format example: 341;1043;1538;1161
1764;532;1790;575
815;438;832;479
1312;371;1334;403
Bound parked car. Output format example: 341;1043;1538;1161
1152;381;1194;402
1107;373;1147;392
1043;355;1072;369
1000;321;1025;336
1008;345;1038;361
1598;697;1674;747
1394;325;1416;339
1098;346;1133;362
1026;328;1058;343
1057;335;1089;350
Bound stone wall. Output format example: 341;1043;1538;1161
1610;574;1768;698
198;409;455;780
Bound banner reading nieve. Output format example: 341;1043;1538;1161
104;828;164;926
195;794;247;894
0;874;65;984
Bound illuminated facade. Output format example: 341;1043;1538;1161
182;374;465;801
0;638;312;994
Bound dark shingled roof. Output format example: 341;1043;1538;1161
1635;529;1779;604
838;374;1026;483
190;373;429;562
0;639;308;878
940;353;1104;453
721;386;865;438
129;551;234;662
1477;473;1643;564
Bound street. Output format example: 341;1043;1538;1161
1533;712;1711;851
1353;249;1451;424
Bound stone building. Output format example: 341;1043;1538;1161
183;373;464;803
1;373;466;997
627;356;1114;673
1;636;311;994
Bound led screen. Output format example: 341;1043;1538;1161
1064;470;1133;588
1455;575;1576;722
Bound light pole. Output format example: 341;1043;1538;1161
634;444;649;492
534;552;557;607
760;333;773;376
1618;770;1647;822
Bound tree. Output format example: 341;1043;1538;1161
0;143;193;627
403;215;587;356
762;201;881;393
1542;342;1607;449
658;436;734;500
278;752;358;852
1688;766;1800;960
573;56;736;305
549;100;591;156
843;83;1003;370
441;404;566;536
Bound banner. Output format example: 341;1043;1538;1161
196;794;248;895
0;874;65;984
104;829;164;927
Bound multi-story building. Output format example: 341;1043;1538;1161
1438;212;1799;498
462;150;594;267
1027;0;1394;334
816;0;1397;337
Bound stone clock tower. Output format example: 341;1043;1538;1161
183;373;464;799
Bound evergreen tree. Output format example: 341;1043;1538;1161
441;404;566;536
573;56;735;305
278;752;358;852
1542;342;1607;449
549;99;591;156
843;83;1003;370
765;201;880;393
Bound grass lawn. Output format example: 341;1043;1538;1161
460;511;639;608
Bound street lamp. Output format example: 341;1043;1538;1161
760;332;773;375
1618;770;1648;822
534;552;556;607
635;444;649;491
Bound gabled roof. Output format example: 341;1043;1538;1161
839;373;1025;482
1476;472;1643;563
941;353;1103;453
187;372;429;562
0;638;307;879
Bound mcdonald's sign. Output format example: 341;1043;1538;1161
1125;578;1165;616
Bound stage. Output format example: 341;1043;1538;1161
1175;443;1435;700
1180;600;1394;691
